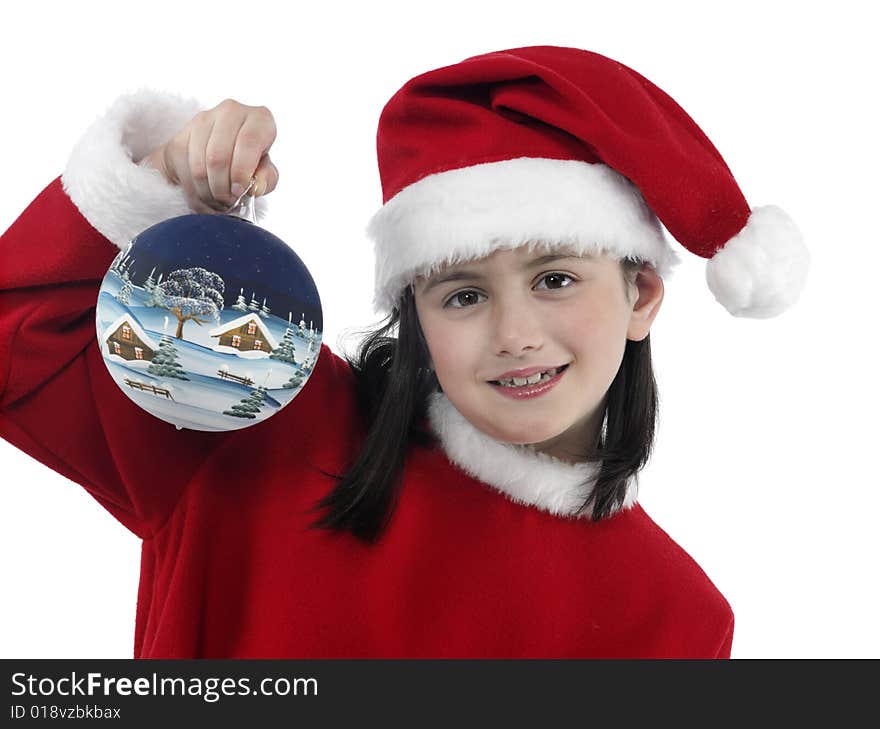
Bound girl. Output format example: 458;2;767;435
0;46;808;658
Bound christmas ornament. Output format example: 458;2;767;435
95;183;322;431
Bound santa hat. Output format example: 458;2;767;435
367;46;809;317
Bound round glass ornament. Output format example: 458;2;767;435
95;204;322;432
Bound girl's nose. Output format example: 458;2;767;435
489;295;544;356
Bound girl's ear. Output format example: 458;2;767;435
626;266;664;342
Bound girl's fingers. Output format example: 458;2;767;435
146;101;279;214
185;112;222;211
161;128;216;215
230;107;277;198
204;104;247;205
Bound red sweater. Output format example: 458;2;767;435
0;177;734;658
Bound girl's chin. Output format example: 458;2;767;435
482;423;566;447
454;399;570;445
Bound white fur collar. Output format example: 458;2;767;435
426;392;637;519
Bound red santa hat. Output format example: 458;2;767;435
367;46;809;317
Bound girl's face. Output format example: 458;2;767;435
414;246;664;462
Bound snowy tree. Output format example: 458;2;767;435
155;267;225;339
145;273;166;308
113;251;131;275
110;250;125;274
147;335;189;380
117;255;135;282
232;288;249;313
269;327;297;365
115;277;133;304
143;267;157;293
282;369;305;390
248;292;261;312
260;297;271;318
223;386;267;419
297;314;307;338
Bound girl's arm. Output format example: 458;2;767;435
0;92;276;539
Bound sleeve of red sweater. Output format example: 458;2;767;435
0;90;258;538
0;177;240;538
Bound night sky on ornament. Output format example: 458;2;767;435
126;214;323;329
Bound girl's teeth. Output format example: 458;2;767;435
498;367;559;387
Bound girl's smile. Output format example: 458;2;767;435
488;363;569;398
414;246;664;463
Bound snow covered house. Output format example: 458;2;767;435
101;315;159;362
208;313;279;358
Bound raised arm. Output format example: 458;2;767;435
0;91;277;538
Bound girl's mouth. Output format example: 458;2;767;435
488;364;569;399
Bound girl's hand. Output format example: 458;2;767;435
141;99;279;214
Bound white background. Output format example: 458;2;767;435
1;0;877;658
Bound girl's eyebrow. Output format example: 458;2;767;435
528;253;592;267
421;253;590;293
421;270;480;293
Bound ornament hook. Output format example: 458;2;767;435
225;177;258;223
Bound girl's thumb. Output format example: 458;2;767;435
252;155;278;197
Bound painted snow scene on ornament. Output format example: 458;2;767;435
95;214;323;432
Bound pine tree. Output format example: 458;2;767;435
145;272;166;307
110;250;124;273
116;277;133;304
260;297;270;318
269;327;297;364
232;288;249;312
145;282;165;308
115;253;130;276
147;335;189;380
144;267;157;293
282;370;305;390
143;269;162;306
223;386;267;419
248;292;261;312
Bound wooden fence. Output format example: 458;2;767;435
124;378;175;400
217;370;254;386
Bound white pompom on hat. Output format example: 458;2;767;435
366;46;809;317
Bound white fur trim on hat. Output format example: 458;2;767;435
705;205;809;318
426;391;638;519
367;157;681;312
61;88;266;252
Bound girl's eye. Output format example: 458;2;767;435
444;290;486;309
535;272;575;290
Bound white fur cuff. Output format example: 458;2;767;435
705;205;809;318
61;89;267;252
